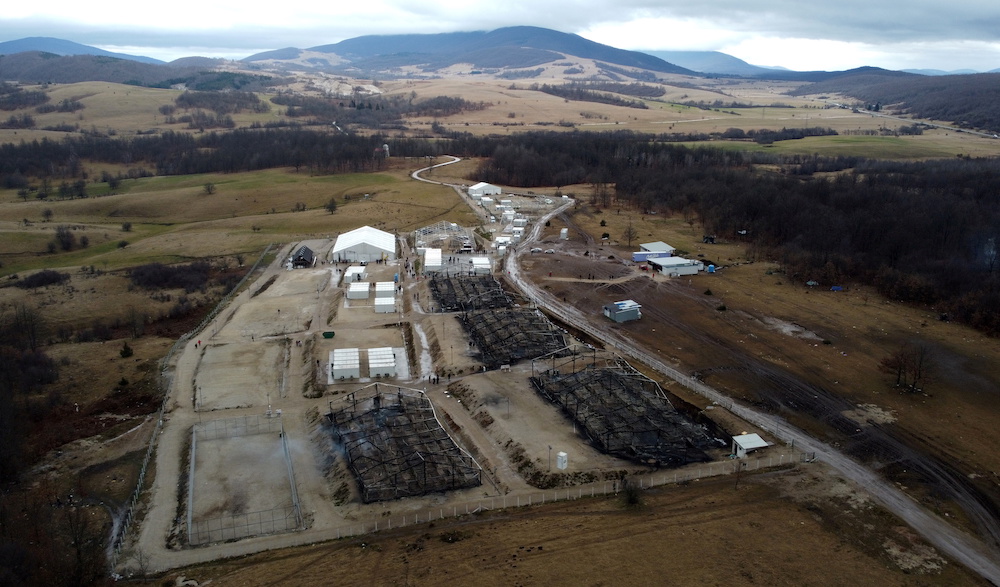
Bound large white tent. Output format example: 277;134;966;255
331;226;396;263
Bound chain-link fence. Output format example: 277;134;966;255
109;244;275;571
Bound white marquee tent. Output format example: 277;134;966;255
331;226;397;263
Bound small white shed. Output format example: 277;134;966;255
374;297;395;313
375;282;395;298
732;433;769;458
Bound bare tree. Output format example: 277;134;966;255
880;343;934;393
621;218;639;248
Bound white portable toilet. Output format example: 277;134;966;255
560;228;569;240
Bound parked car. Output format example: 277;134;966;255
544;249;555;254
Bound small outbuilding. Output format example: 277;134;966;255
469;182;501;198
374;297;395;314
603;300;642;323
731;433;769;458
291;245;316;268
343;266;367;283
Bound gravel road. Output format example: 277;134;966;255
504;199;1000;586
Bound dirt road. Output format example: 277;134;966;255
504;201;1000;585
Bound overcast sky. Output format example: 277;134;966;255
4;0;1000;71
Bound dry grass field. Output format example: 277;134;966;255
528;206;1000;536
3;70;1000;585
160;469;985;587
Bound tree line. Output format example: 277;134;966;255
3;127;999;334
792;71;1000;132
469;131;1000;335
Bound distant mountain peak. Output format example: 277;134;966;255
0;37;164;64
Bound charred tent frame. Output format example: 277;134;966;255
462;307;570;369
328;384;482;503
531;356;716;467
428;275;512;312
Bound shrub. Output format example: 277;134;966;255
16;269;68;289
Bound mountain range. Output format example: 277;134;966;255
0;29;880;80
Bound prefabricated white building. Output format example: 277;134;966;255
470;257;491;275
633;241;676;262
347;281;370;300
375;282;395;298
374;297;395;313
331;348;360;380
368;347;397;378
424;248;443;272
331;226;396;263
648;256;704;276
469;182;501;197
343;266;367;283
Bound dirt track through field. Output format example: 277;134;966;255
506;199;1000;585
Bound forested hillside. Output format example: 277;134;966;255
792;72;1000;131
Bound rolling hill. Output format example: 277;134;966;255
0;36;164;64
789;69;1000;131
244;26;697;76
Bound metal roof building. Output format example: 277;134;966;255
603;300;642;323
648;256;704;276
331;226;396;263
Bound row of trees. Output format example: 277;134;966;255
523;83;650;109
469;131;1000;335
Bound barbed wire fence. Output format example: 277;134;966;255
109;243;276;573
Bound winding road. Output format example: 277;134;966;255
495;196;1000;585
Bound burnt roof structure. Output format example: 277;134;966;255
428;275;512;312
329;385;481;503
531;361;718;467
462;307;569;368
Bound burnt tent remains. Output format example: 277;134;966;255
531;363;718;467
328;386;482;503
